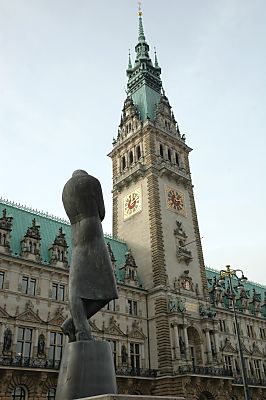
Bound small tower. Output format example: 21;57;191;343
20;218;41;261
0;209;13;254
49;227;68;268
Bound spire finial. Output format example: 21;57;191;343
154;46;159;67
138;1;146;42
138;1;142;17
128;49;132;69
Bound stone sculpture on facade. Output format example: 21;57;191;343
3;327;12;353
56;170;118;400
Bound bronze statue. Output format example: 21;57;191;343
61;170;118;342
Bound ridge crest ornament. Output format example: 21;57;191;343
123;187;142;220
165;185;186;216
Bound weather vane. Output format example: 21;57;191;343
138;1;142;17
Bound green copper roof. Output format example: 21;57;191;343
126;15;162;122
0;199;130;284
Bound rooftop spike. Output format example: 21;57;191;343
138;2;146;42
154;47;159;68
128;49;132;69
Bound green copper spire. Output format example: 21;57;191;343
154;47;160;68
126;6;162;122
138;15;146;42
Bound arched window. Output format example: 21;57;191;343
27;241;32;253
167;148;171;161
159;144;164;158
122;156;126;170
129;151;134;165
175;152;180;166
47;388;56;400
60;251;64;262
11;386;27;400
136;145;141;160
32;243;36;254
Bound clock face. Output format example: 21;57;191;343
165;186;186;215
123;188;142;220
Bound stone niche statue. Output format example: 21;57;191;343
56;170;118;400
3;328;12;354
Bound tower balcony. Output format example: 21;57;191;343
113;162;146;190
158;161;190;183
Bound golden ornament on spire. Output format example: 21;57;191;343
138;1;143;17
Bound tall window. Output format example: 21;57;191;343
12;386;27;400
224;355;233;373
21;276;36;296
167;148;171;161
0;232;6;246
159;144;164;158
219;319;227;332
122;156;126;170
247;324;254;338
51;283;65;301
49;332;63;366
129;151;134;165
254;359;261;379
106;299;116;311
0;271;4;289
16;327;32;358
260;327;266;340
136;145;141;160
108;340;118;369
130;343;140;371
128;299;137;316
175;152;180;166
47;388;56;400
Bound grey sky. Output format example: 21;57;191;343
0;0;265;283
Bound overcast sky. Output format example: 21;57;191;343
0;0;265;283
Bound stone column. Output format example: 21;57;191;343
33;328;39;357
205;329;212;364
171;322;180;359
183;324;190;360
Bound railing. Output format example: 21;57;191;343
116;366;157;377
0;356;157;378
233;375;266;387
178;365;233;378
0;356;60;369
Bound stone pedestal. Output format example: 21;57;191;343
56;341;117;400
76;395;185;400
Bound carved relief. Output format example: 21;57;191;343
174;221;192;264
178;270;194;291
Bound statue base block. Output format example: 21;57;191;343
55;340;117;400
75;395;186;400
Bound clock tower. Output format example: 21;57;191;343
108;9;208;375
